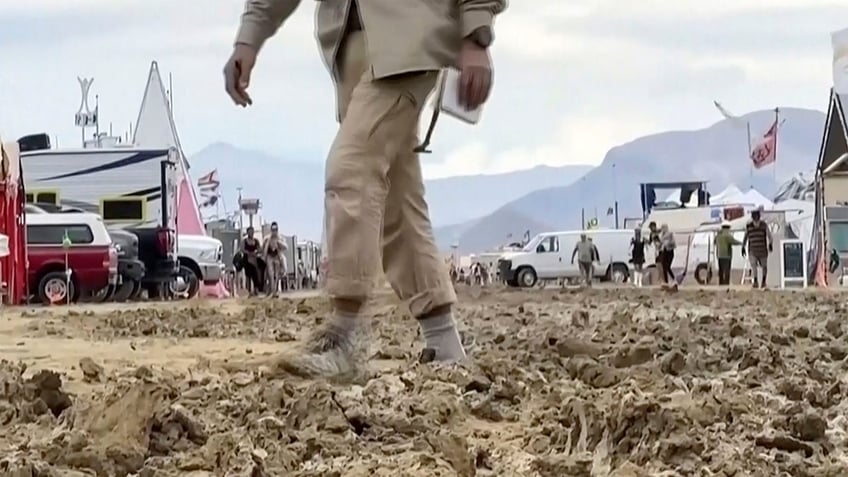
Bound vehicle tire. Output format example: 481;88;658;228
506;278;519;287
169;265;200;299
90;285;114;303
38;271;75;305
609;263;630;284
516;267;537;288
694;263;713;285
129;280;144;300
113;279;137;302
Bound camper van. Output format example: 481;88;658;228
19;144;179;294
498;229;633;287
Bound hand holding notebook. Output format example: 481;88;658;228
438;67;484;124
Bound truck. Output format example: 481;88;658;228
498;229;633;288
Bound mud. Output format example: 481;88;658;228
1;287;848;475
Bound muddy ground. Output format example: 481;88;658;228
1;286;847;476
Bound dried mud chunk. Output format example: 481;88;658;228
770;334;792;346
792;326;810;338
754;435;813;456
611;343;655;368
548;336;604;358
777;379;805;401
660;350;686;376
28;370;72;417
791;411;827;442
426;431;475;477
824;345;847;361
79;357;103;382
729;322;747;337
566;357;620;388
532;453;593;477
825;317;843;338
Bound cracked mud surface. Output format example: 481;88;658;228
1;287;848;476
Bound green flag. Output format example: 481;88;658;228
62;229;72;249
587;218;599;229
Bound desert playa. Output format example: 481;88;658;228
1;286;847;476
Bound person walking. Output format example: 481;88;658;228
571;234;597;287
263;222;287;296
241;227;263;296
630;228;646;287
715;221;741;286
659;224;677;287
741;209;773;289
225;0;506;377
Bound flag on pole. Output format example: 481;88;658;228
523;230;531;243
196;169;220;208
750;119;778;169
606;207;614;216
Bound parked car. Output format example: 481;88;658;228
174;234;224;298
29;202;145;302
26;213;117;304
108;229;145;301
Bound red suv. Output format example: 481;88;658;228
27;213;117;304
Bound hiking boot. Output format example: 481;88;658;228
274;322;369;381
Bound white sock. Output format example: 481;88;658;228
418;313;466;362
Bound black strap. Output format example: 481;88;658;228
414;73;444;154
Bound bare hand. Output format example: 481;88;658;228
457;41;492;110
224;44;258;107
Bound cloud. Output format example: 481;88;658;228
0;0;846;182
422;111;661;178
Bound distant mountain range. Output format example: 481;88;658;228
436;107;826;252
189;107;826;252
188;142;591;240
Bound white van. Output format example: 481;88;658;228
498;229;634;287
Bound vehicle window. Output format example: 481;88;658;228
102;198;144;222
27;224;94;245
24;193;34;203
535;236;558;253
36;192;58;205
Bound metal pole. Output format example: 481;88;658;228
773;107;779;185
581;208;585;230
746;121;753;189
614;201;619;229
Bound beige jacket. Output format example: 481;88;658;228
236;0;506;81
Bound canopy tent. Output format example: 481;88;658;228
132;62;228;298
642;181;710;216
773;171;816;202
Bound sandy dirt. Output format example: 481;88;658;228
1;285;848;476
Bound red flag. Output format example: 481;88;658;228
750;120;777;169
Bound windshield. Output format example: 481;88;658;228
522;234;545;252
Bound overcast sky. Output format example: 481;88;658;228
1;0;846;179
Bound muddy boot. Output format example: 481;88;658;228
275;318;370;381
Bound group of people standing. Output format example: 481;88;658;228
237;222;290;296
628;222;678;289
628;209;774;289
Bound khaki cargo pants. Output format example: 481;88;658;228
323;31;456;316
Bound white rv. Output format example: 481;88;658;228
20;146;180;293
498;229;633;287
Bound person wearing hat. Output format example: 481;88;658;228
715;221;741;286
